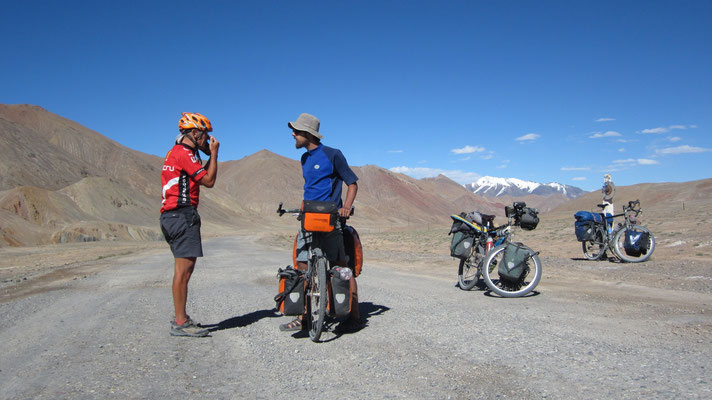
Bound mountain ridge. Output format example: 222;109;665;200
465;176;586;199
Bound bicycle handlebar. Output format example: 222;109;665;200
624;199;641;212
276;202;354;217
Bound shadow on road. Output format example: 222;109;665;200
483;290;541;298
290;301;391;341
570;256;622;263
360;301;390;324
203;309;281;332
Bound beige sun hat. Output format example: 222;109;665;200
288;113;324;139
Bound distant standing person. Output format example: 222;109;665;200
160;113;219;337
279;113;362;333
602;173;615;216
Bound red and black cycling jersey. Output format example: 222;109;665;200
161;143;207;213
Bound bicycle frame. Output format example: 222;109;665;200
302;231;326;279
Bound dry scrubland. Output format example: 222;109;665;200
259;187;712;299
4;190;711;292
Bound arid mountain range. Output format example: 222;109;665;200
1;104;710;255
0;104;498;246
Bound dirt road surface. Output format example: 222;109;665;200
1;235;711;399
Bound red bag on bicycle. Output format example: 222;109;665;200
343;225;363;277
301;200;337;232
274;266;305;316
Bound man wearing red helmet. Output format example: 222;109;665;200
160;112;220;337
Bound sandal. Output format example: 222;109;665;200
279;317;303;332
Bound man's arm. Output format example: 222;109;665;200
339;182;358;217
200;136;220;188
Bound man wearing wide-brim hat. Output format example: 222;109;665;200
280;112;362;333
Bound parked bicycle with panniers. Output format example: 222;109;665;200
575;199;655;263
449;202;543;298
274;201;361;342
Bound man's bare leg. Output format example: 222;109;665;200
173;256;196;324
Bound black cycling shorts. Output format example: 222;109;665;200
160;207;203;258
295;219;346;263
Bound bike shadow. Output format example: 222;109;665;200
458;279;542;298
202;309;281;333
292;302;391;341
483;290;541;298
570;257;623;263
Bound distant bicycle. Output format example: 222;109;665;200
450;202;543;297
575;200;655;263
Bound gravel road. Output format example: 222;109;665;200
1;235;710;399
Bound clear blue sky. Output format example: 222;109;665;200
2;1;710;191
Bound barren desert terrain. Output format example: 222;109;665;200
1;223;711;399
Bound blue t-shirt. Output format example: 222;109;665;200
301;144;358;208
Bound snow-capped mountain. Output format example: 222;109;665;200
465;176;586;199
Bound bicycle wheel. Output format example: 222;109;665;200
582;226;606;260
457;255;481;290
308;256;328;342
481;243;542;298
612;225;655;263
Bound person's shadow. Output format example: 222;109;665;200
201;309;281;333
360;301;390;325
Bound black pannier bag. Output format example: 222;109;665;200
518;207;539;230
624;229;650;257
449;213;478;259
274;266;305;316
498;242;531;284
329;267;352;316
450;231;475;259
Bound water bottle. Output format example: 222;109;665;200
334;267;352;281
485;236;494;253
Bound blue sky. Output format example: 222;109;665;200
2;1;710;192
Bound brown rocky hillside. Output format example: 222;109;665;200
0;104;506;246
0;104;245;246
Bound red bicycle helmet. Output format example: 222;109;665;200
179;112;213;132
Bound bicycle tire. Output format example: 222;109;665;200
582;226;606;260
308;256;328;342
612;225;655;263
457;256;481;290
481;243;542;298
